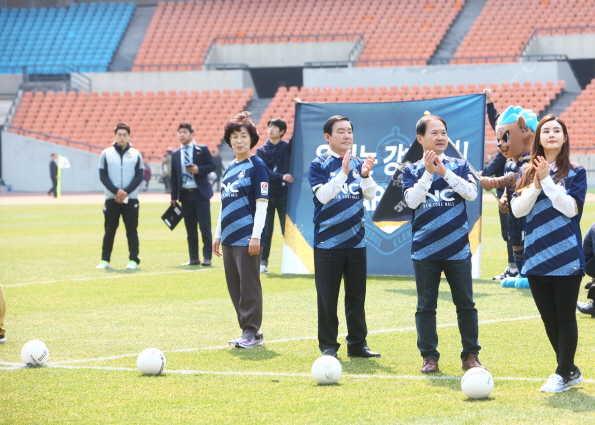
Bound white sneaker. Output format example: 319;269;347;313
126;261;138;270
260;264;268;274
96;261;110;269
568;367;583;387
540;374;570;393
0;335;6;343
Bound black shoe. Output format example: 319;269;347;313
347;345;381;358
201;259;211;266
321;349;338;358
577;301;595;317
181;259;200;266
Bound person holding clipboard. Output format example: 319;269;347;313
170;122;216;266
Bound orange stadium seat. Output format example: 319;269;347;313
132;0;464;70
9;88;255;160
252;80;566;157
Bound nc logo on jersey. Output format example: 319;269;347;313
238;170;245;179
425;189;455;202
352;169;360;179
221;181;239;193
261;182;269;195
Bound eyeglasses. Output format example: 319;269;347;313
230;134;250;141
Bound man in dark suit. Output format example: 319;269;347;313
48;153;58;197
171;122;216;266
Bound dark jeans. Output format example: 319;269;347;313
261;191;287;264
180;189;212;261
412;258;480;361
314;247;368;353
528;274;582;380
101;199;140;263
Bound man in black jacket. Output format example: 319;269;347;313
48;153;58;197
97;123;144;270
255;118;293;274
171;122;216;266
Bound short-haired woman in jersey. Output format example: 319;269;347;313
213;112;269;349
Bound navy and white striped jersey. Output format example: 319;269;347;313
402;156;476;260
309;153;370;249
220;155;269;246
518;164;587;276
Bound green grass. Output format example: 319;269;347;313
1;200;595;424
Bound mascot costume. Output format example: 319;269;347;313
480;106;538;288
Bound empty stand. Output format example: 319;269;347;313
134;0;463;70
560;78;595;152
9;89;253;159
254;81;564;162
0;2;135;74
454;0;595;62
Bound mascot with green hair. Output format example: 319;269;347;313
480;106;538;288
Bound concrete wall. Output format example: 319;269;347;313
86;69;256;95
527;34;595;60
304;60;582;92
209;42;357;68
0;74;22;95
1;130;103;192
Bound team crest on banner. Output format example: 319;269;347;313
282;95;485;277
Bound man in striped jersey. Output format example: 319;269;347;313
402;115;485;374
308;115;379;359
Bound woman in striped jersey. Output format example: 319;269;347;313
511;114;587;393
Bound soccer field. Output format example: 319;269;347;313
1;197;594;424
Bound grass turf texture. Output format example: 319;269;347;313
1;199;594;424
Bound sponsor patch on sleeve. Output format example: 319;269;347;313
261;182;269;196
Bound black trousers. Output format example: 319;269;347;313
180;189;212;261
261;191;287;264
49;177;57;197
314;247;368;352
528;274;582;380
499;209;514;263
101;199;140;263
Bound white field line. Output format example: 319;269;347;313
50;315;540;365
3;267;221;288
1;362;594;384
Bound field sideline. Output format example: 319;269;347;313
1;193;594;424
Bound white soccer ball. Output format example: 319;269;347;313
21;340;49;367
461;367;494;399
137;348;166;375
311;355;342;385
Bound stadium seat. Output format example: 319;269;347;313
9;88;254;160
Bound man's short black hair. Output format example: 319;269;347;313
415;115;447;136
323;115;353;135
267;117;287;136
178;122;194;133
114;122;130;135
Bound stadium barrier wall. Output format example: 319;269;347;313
2;129;594;192
209;41;357;68
527;33;595;60
304;61;581;92
1;130;103;192
87;69;256;95
0;74;22;95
